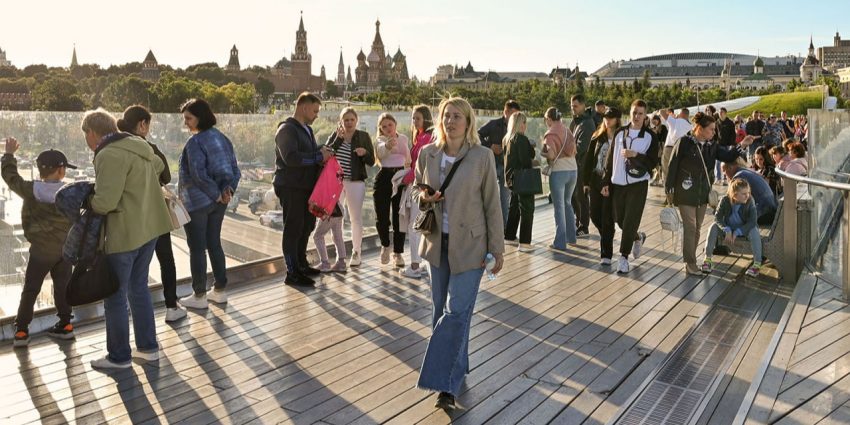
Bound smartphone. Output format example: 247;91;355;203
416;183;436;195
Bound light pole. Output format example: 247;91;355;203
692;85;701;113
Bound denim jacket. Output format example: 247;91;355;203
178;127;241;213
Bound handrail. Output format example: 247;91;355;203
775;168;850;301
775;168;850;191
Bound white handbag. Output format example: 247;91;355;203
162;187;191;230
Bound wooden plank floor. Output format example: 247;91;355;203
745;273;850;425
0;187;757;424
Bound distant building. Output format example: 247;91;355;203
352;20;409;92
267;14;327;96
226;45;240;72
550;65;588;85
0;47;10;67
141;49;160;81
0;92;31;110
429;62;548;90
591;52;804;89
818;32;850;71
836;66;850;98
800;37;824;83
70;45;79;68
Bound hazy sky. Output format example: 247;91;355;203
1;0;848;79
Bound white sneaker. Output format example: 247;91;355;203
180;294;208;310
132;349;159;362
632;232;646;260
207;288;228;304
518;243;534;252
316;261;332;273
331;260;348;273
349;251;361;267
394;253;405;268
600;258;612;266
165;307;187;322
401;266;422;278
91;356;131;370
618;256;630;274
380;247;391;265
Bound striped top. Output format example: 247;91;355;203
337;141;353;179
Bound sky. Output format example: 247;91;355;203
1;0;849;80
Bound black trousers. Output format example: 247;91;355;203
610;181;648;257
573;161;590;231
276;186;316;269
588;173;615;259
16;245;72;330
505;191;535;244
154;232;178;308
374;167;405;253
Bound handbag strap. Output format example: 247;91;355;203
694;139;712;185
439;156;465;193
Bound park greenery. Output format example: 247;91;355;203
0;62;845;116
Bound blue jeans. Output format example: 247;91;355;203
496;163;510;227
184;202;228;295
714;160;724;181
104;238;158;364
418;235;484;395
549;170;578;249
705;224;762;262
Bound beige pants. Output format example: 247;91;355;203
661;146;674;185
679;204;707;265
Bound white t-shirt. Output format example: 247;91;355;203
665;116;692;147
440;154;456;233
611;128;653;186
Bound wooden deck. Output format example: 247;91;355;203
743;272;850;425
1;187;765;424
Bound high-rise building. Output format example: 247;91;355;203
818;32;850;71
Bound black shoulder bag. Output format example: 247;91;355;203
66;213;119;307
413;156;465;235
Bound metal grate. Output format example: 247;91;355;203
615;308;753;425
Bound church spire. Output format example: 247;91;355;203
71;44;78;68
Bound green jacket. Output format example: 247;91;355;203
91;134;172;254
1;154;72;253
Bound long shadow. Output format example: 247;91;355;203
13;348;67;423
137;350;210;424
59;342;108;424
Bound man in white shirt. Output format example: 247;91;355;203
660;108;691;204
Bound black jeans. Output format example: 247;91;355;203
184;202;228;295
588;173;615;259
374;167;405;253
276;186;317;270
505;191;535;244
573;161;590;231
611;181;648;257
155;232;178;308
15;246;72;330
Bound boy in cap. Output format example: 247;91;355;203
1;137;75;347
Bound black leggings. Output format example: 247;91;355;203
374;167;405;253
610;181;648;257
588;174;615;259
154;232;178;308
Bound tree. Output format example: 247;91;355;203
324;81;341;98
254;77;275;101
102;76;153;110
31;77;85;111
150;73;204;112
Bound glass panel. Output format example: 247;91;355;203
0;109;566;318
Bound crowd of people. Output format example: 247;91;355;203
3;90;809;410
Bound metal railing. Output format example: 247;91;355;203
776;167;850;300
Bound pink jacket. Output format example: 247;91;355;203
543;121;576;159
403;129;433;184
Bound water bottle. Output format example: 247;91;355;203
484;253;497;281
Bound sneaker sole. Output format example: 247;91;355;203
13;339;29;348
47;332;76;340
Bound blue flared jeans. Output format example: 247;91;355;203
417;235;484;395
549;170;578;249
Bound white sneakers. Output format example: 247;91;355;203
601;258;612;266
91;356;131;370
380;247;391;265
165;307;187;322
394;253;405;268
401;266;422;278
207;289;228;304
518;243;534;252
632;232;646;260
349;251;361;267
180;293;208;309
618;256;630;274
132;349;159;362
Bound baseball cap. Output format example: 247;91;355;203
36;149;77;171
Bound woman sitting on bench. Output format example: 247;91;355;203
702;178;763;277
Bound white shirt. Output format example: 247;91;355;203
611;128;653;186
440;154;456;232
665;116;692;147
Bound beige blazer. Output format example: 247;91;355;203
415;141;505;273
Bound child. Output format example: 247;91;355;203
312;202;347;273
1;137;76;347
702;178;763;277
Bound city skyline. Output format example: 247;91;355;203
1;0;849;80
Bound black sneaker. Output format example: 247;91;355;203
285;272;315;287
47;322;75;340
576;228;590;238
13;329;30;348
435;392;456;410
299;266;322;276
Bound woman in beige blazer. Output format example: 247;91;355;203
414;97;505;409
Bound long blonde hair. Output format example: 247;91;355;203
434;97;480;149
503;111;527;157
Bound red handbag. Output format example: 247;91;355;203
308;156;344;219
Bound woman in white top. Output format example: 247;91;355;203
374;113;411;267
541;107;578;251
